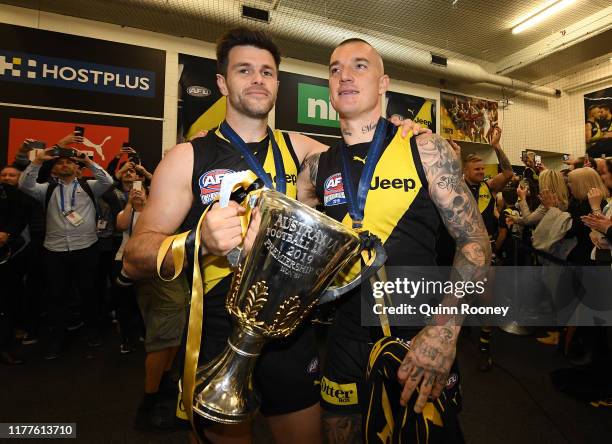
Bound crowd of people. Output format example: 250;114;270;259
451;135;612;404
0;135;190;429
1;26;611;443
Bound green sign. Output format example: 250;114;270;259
297;83;340;128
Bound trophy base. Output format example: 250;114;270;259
193;328;264;425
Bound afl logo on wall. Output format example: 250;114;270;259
187;85;211;97
198;168;235;205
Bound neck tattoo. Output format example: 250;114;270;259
361;121;378;134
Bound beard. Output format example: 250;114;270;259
57;166;75;177
229;91;274;119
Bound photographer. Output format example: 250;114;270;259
107;145;152;185
18;147;113;359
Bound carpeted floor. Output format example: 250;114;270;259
1;325;611;443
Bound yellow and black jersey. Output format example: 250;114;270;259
180;127;299;297
466;180;496;238
364;337;464;444
175;127;320;420
587;118;612;158
587;119;602;147
315;125;439;339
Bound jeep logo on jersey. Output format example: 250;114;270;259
0;50;155;97
198;169;235;205
272;173;297;186
186;85;211;97
297;83;340;128
323;173;346;206
370;176;416;192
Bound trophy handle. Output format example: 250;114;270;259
318;235;387;305
219;172;265;268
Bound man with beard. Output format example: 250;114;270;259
19;149;113;359
124;27;423;442
298;38;490;443
124;27;322;443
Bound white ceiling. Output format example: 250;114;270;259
2;0;611;85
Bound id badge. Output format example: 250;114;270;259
65;210;84;227
97;219;108;231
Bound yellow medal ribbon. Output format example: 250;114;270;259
155;171;259;427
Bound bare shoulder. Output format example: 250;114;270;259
150;142;193;195
288;132;329;164
157;142;193;169
137;142;194;234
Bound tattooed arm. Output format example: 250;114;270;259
396;133;491;412
322;412;361;444
487;126;514;193
297;152;322;207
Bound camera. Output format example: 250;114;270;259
49;147;85;158
26;140;46;150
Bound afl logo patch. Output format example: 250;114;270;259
307;357;319;375
187;86;211;97
323;173;346;206
446;373;459;389
198;168;235;205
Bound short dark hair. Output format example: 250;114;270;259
216;27;281;76
587;104;601;112
502;188;518;206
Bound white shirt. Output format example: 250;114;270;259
19;162;113;252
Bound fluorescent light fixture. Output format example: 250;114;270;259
512;0;576;34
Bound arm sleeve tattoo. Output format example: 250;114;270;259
297;152;322;207
301;152;321;187
495;146;512;173
417;134;492;310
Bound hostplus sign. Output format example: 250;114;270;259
0;55;20;77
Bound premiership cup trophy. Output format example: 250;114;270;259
192;189;361;426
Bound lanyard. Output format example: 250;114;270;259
219;121;286;194
59;181;78;214
339;118;388;230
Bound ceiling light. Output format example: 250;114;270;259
512;0;576;34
